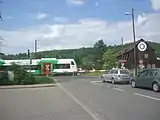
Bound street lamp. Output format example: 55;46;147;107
125;8;137;76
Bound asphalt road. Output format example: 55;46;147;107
0;76;160;120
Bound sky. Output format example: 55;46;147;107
0;0;160;54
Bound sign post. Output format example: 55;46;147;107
29;53;32;74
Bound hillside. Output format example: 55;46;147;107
2;40;160;69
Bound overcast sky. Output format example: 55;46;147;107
0;0;160;54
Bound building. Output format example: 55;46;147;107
116;39;160;69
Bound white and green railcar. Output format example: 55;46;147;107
0;58;77;75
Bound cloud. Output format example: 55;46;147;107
150;0;160;11
1;13;160;54
53;17;68;23
67;0;84;6
31;12;48;20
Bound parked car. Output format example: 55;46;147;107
101;68;132;84
131;68;160;92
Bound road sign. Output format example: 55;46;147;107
139;60;143;64
137;42;147;52
42;63;51;75
121;62;124;66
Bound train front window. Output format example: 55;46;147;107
71;61;75;65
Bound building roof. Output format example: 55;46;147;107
116;38;155;57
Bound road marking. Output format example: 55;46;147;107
134;93;160;101
58;83;100;120
84;104;101;119
90;81;102;86
91;81;102;83
113;88;124;92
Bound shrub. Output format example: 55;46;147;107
21;74;38;85
0;71;14;85
8;63;36;85
1;63;54;85
34;76;54;84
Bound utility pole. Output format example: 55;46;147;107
28;49;32;74
35;40;37;58
0;1;3;21
0;1;3;54
125;8;137;76
131;8;137;76
121;37;124;60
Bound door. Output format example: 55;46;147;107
112;70;118;79
135;70;149;87
144;69;158;87
105;70;114;81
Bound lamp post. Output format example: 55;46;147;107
125;8;137;76
35;40;37;58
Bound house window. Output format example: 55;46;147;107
147;64;151;68
152;64;155;68
144;53;148;59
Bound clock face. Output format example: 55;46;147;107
137;42;147;52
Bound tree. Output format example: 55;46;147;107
73;53;82;67
94;39;107;54
93;39;107;69
103;50;117;70
81;57;93;70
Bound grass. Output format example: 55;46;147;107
34;76;55;84
82;71;105;77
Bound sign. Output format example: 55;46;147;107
137;42;147;52
42;63;51;75
119;60;126;63
139;64;144;69
121;62;124;66
139;60;143;64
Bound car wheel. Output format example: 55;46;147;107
111;78;115;84
101;77;105;83
131;80;136;88
152;82;160;92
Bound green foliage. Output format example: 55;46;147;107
0;63;54;85
21;73;38;85
81;57;93;69
73;53;82;67
9;63;29;84
0;71;14;85
34;76;54;84
103;50;117;70
82;71;105;77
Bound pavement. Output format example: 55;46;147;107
0;76;160;120
0;84;55;89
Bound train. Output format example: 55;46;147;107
0;58;78;75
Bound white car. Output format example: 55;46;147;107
101;68;132;84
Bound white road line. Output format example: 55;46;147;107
91;81;102;83
134;93;160;101
84;104;101;119
90;81;102;86
57;83;100;120
113;88;124;92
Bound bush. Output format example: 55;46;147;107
0;71;14;85
21;74;38;85
34;76;54;84
7;63;36;85
0;63;54;85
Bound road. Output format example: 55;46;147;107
0;76;160;120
